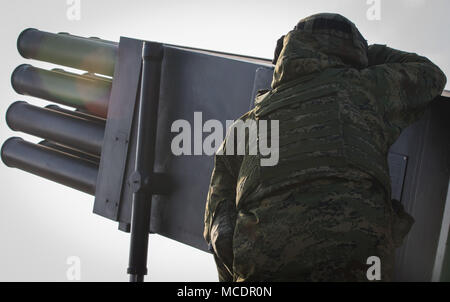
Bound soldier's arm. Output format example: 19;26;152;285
366;44;447;139
204;151;237;282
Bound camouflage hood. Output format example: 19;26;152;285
272;13;369;89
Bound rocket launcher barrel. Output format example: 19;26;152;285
38;140;100;166
1;137;98;195
45;104;106;125
6;101;105;156
11;64;111;118
17;28;118;76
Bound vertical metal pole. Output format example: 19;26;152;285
127;42;163;282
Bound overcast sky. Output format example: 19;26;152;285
0;0;448;281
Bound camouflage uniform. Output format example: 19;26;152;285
204;13;447;282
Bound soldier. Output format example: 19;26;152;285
204;13;447;281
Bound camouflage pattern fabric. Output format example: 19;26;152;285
233;173;395;282
204;13;447;282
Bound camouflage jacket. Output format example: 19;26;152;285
204;17;447;281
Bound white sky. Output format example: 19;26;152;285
0;0;448;281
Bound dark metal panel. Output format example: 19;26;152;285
439;186;450;280
93;37;143;220
387;153;408;202
126;46;272;251
165;44;272;66
433;181;450;281
249;66;274;110
392;98;450;281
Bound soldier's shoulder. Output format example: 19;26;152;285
368;44;387;50
235;109;256;123
254;89;272;106
256;89;271;97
